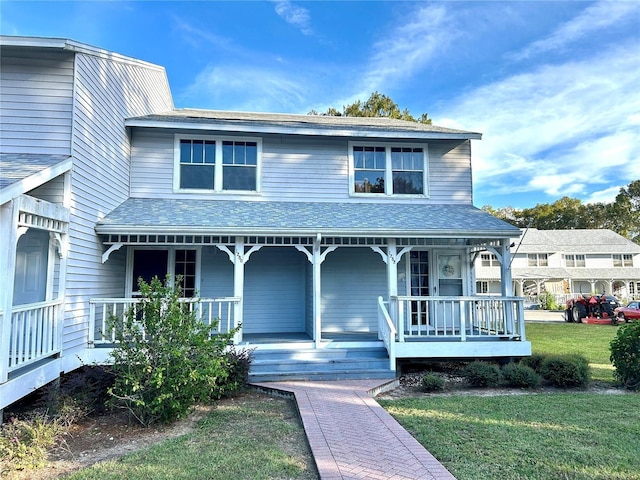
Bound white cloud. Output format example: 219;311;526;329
513;1;638;60
179;64;310;112
436;41;640;204
274;1;312;35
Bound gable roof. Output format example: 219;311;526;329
96;198;519;239
0;153;72;204
126;109;481;140
513;228;640;254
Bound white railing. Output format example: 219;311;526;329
89;297;241;346
393;296;525;342
377;296;396;371
7;299;63;373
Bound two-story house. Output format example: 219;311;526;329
475;228;640;305
1;36;530;411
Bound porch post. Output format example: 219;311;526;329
295;238;336;348
0;201;19;384
500;239;516;334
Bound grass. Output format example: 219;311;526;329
525;322;620;382
379;394;640;480
64;393;317;480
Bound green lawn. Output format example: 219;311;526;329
379;394;640;480
64;393;317;480
525;322;620;382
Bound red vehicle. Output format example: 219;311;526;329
614;301;640;322
564;294;615;323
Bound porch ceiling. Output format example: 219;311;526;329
96;198;520;240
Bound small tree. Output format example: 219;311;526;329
610;321;640;390
108;276;238;425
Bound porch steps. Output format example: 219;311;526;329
248;347;396;382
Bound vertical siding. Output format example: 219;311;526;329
0;49;74;154
63;52;173;354
243;248;307;334
321;248;386;333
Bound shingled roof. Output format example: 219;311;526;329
96;198;519;238
125;109;481;140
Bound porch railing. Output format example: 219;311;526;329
89;297;241;346
7;299;63;373
377;296;396;371
392;296;525;342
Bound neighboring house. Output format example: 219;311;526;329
475;228;640;304
1;36;530;411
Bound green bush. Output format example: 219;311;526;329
538;292;560;311
501;363;541;388
519;353;547;373
462;361;501;388
0;414;62;474
610;321;640;390
540;354;590;388
420;373;445;392
218;346;254;396
108;276;239;426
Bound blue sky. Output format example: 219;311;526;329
2;1;639;209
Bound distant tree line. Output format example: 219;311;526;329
482;180;640;244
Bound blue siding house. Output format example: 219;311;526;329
1;36;530;410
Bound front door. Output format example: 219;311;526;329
434;251;464;332
13;229;49;306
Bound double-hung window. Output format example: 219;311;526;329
175;135;260;192
613;254;632;267
528;253;548;267
350;142;427;196
565;254;585;267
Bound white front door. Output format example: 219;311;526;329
434;251;465;331
13;229;49;306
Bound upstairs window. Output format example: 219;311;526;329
565;254;585;267
175;135;261;192
528;253;548;267
350;143;427;196
613;254;632;267
480;253;498;267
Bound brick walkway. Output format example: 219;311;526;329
253;379;456;480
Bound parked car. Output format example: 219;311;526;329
614;301;640;322
602;295;622;310
564;294;615;323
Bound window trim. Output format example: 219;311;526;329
173;134;262;193
612;254;633;267
126;247;201;298
348;141;429;197
564;254;585;268
527;253;549;267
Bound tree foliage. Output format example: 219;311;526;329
482;180;640;244
309;91;432;124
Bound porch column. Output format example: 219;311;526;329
295;237;336;347
217;238;261;344
500;239;514;296
372;240;411;340
0;201;20;384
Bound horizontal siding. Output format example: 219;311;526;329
130;130;474;204
244;248;307;333
321;248;386;333
63;52;173;355
0;49;74;154
26;175;66;204
200;247;234;298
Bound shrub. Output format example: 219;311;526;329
108;275;238;426
218;346;254;397
519;353;547;373
0;414;63;474
540;354;590;388
610;321;640;390
538;292;559;311
502;363;541;388
420;373;445;392
462;361;501;387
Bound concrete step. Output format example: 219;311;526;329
248;346;395;382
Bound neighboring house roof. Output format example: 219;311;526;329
125;109;482;140
0;153;72;204
512;228;640;254
96;198;520;238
